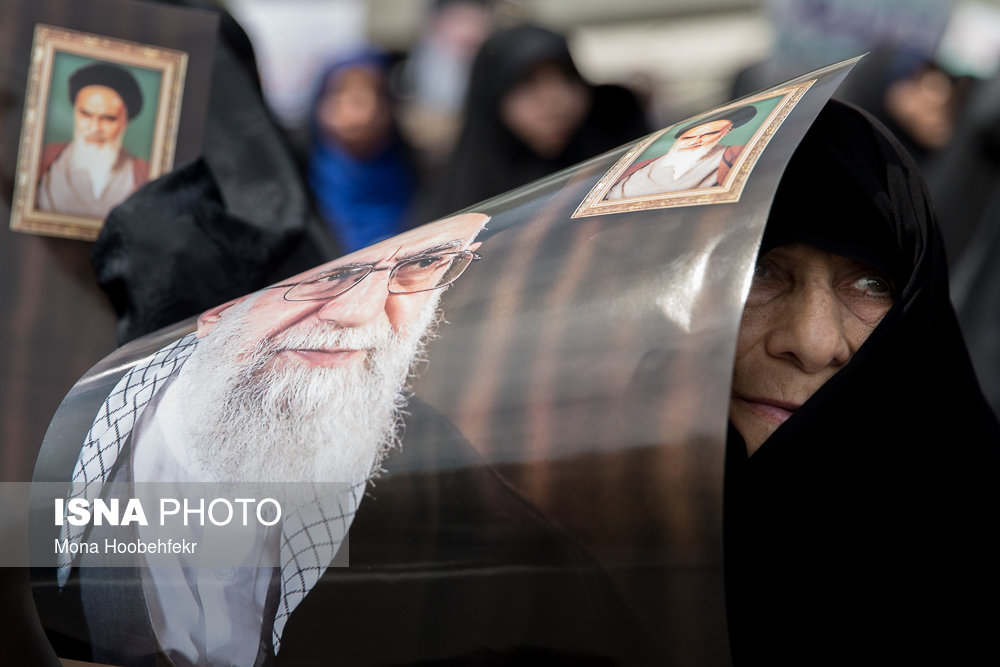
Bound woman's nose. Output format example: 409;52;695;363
766;284;852;373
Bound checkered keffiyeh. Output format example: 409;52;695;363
272;480;365;653
56;333;200;585
55;332;365;655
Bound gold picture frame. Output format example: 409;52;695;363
572;80;815;218
9;24;187;241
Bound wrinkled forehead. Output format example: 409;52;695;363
75;85;125;109
287;212;488;283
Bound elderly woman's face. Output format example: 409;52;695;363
730;243;895;454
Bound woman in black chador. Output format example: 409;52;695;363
724;100;1000;664
418;23;649;221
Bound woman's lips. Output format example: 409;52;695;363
737;397;801;425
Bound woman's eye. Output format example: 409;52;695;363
745;259;787;306
752;259;780;283
851;275;893;297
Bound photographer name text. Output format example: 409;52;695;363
55;536;199;555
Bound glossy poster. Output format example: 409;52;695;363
26;59;858;666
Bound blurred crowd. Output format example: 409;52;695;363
268;0;1000;276
282;0;653;250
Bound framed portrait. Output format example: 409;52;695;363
572;80;815;218
9;25;187;241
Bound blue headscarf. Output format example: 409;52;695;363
307;49;416;253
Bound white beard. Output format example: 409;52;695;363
656;141;718;179
168;291;442;484
70;134;124;199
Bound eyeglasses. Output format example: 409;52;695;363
269;249;482;302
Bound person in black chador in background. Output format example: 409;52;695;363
417;23;650;222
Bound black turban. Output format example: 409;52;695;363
68;62;144;120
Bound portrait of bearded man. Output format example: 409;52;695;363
606;105;757;199
49;213;492;665
37;209;664;666
36;61;150;220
